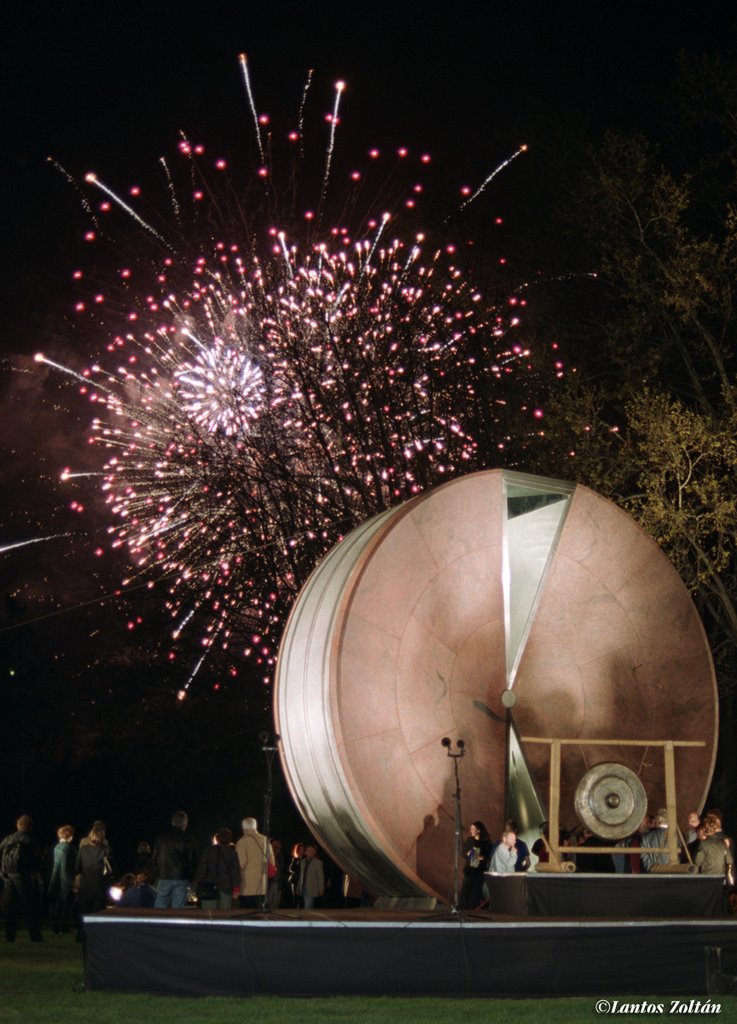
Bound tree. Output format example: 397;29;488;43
518;52;737;809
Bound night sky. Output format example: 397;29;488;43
2;1;736;866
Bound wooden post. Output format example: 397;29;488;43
664;741;679;866
549;739;561;867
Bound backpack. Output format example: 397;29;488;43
1;837;22;877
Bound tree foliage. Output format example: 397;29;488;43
523;52;737;695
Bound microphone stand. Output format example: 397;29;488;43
442;737;466;914
259;731;279;912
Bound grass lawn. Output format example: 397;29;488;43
1;933;736;1023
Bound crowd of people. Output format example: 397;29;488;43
0;811;354;942
459;809;735;909
2;805;734;937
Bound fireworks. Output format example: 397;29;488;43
0;535;71;556
174;333;265;438
42;60;538;695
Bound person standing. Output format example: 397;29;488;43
134;840;153;874
0;814;43;942
577;829;616;872
152;810;198;909
695;812;735;881
194;828;241;910
298;844;325;910
460;821;492;910
79;820;108;850
640;809;673;872
75;826;113;941
267;838;285;909
48;824;77;934
621;814;652;874
685;811;701;846
531;822;550;866
704;809;733;860
287;842;305;907
235;818;274;908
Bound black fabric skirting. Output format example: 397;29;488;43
83;907;737;997
485;873;726;918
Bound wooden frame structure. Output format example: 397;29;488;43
521;737;706;871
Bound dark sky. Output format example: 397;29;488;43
2;1;736;850
5;1;737;307
3;0;736;336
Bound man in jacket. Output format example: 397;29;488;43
298;844;325;910
152;811;198;909
640;809;674;872
0;814;43;941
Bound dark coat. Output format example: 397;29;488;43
0;830;40;879
194;843;241;894
75;842;112;914
120;883;157;908
152;826;198;881
462;835;492;876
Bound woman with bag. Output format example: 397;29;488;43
460;820;492;910
235;818;274;909
194;828;241;910
75;827;114;941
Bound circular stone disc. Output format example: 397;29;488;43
274;469;718;900
574;762;648;840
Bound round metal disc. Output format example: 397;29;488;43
574;762;648;840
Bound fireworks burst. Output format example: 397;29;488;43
174;332;265;438
42;60;539;696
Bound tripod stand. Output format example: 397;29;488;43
441;736;466;914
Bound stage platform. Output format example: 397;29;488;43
486;872;726;918
83;899;737;998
